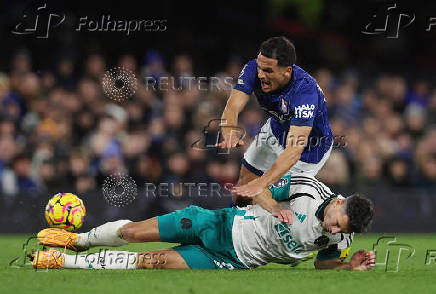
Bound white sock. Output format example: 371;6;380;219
64;250;137;269
76;220;131;249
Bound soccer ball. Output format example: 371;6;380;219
45;193;86;232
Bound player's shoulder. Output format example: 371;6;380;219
292;65;319;94
289;174;336;202
243;58;257;72
239;59;257;77
293;65;317;84
235;59;258;92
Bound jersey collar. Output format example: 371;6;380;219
315;196;337;221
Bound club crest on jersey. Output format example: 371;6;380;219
314;235;330;247
279;96;290;115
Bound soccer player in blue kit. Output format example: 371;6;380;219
218;37;333;207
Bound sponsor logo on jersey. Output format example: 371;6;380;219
294;212;307;223
273;177;289;188
237;78;244;85
274;223;302;253
294;104;315;119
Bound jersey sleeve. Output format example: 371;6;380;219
290;81;319;127
316;233;354;261
233;59;257;95
268;174;292;201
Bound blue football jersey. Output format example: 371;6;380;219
234;59;333;164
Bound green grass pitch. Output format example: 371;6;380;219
1;234;435;294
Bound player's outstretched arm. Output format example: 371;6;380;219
254;189;293;224
233;125;311;197
314;250;376;271
258;125;311;188
217;89;250;149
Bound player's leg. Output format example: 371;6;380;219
32;248;190;269
120;217;160;243
37;217;163;251
136;249;189;269
37;219;135;251
38;206;216;251
34;205;248;270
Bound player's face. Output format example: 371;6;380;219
256;54;292;93
323;199;350;234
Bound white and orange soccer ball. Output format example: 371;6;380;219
44;193;86;232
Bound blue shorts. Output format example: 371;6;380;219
157;205;248;270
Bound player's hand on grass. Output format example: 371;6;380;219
350;250;376;271
216;126;245;149
232;178;265;197
272;207;293;224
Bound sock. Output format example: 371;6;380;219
64;250;137;269
76;220;131;249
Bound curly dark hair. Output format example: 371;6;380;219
345;194;374;233
259;36;296;66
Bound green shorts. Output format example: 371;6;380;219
157;205;248;270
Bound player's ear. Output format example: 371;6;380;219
335;198;345;207
285;66;292;78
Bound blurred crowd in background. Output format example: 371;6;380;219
1;48;435;231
